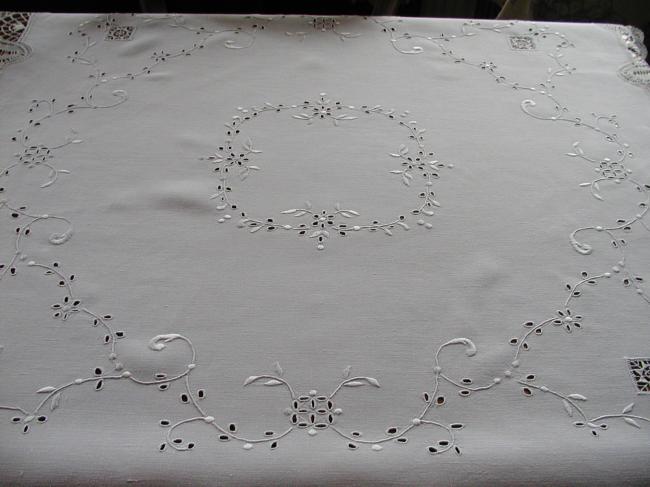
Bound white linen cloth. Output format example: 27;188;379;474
1;12;649;486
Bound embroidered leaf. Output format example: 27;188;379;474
622;403;634;414
250;226;261;233
567;393;587;401
346;210;359;216
562;399;573;417
273;362;283;376
243;376;260;386
37;386;57;394
365;377;380;387
342;365;351;378
624;417;641;429
50;393;62;411
344;377;380;388
292;114;311;120
264;379;283;386
396;221;410;230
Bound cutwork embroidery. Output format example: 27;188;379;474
285;16;360;41
1;15;649;457
201;93;451;250
105;24;135;41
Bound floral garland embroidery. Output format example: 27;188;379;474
0;15;649;456
200;93;451;250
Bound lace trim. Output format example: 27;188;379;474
607;24;650;87
0;12;31;68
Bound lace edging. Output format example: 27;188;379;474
606;24;650;87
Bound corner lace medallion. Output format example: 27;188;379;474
609;24;650;87
0;12;31;68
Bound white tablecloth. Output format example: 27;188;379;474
1;12;649;486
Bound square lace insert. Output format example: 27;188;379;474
508;35;536;50
105;25;135;41
626;358;650;394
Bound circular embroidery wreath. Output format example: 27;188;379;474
201;93;453;250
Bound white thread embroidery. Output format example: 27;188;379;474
0;15;649;457
200;93;451;250
285;16;360;41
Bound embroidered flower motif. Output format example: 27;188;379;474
150;50;170;63
286;391;341;430
552;309;583;333
18;145;52;168
201;138;261;180
9;412;48;434
626;358;650;393
596;158;628;180
292;94;358;125
479;61;497;71
285;17;359;41
51;296;82;321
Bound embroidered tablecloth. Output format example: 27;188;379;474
1;12;650;486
